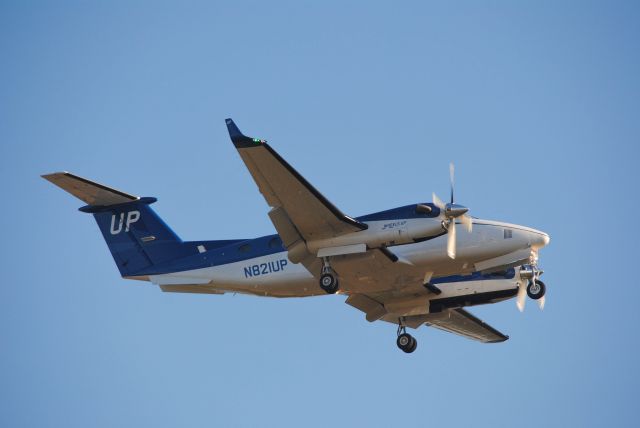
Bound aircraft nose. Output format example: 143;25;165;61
530;230;550;248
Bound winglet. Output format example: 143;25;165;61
225;118;266;148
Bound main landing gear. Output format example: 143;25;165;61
319;257;339;294
396;324;417;353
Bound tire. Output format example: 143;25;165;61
407;337;417;353
527;279;546;300
397;333;416;353
319;273;339;294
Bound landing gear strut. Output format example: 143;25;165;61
517;263;547;311
520;264;546;300
319;257;339;294
396;323;417;353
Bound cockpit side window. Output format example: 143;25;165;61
415;204;438;217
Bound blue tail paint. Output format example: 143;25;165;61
81;198;188;277
42;172;249;277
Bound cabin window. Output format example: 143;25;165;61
238;243;252;253
503;229;513;239
268;237;283;249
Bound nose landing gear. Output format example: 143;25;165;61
517;264;547;311
397;324;417;353
527;279;546;300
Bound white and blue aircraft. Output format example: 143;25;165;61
43;119;550;353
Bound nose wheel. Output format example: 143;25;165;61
517;264;548;311
396;325;417;353
527;279;546;300
319;257;339;294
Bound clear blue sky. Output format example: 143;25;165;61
2;1;639;427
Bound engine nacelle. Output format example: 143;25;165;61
307;218;446;255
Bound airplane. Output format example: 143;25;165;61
43;118;550;353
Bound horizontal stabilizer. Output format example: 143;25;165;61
42;172;138;206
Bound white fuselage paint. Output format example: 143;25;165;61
306;218;445;253
148;219;550;303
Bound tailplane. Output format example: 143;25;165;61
43;172;187;277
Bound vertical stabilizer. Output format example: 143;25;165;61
43;172;186;277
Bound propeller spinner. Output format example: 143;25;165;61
433;163;473;259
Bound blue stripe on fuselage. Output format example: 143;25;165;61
138;234;286;275
135;204;513;280
431;268;516;284
133;203;441;275
356;203;440;221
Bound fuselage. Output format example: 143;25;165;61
142;203;550;311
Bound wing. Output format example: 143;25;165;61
346;282;508;343
329;247;426;294
424;308;509;343
366;307;508;343
225;119;367;242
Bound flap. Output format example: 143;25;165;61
159;285;225;295
328;247;425;293
345;294;387;322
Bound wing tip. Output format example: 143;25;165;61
486;335;509;343
41;171;70;180
225;118;264;148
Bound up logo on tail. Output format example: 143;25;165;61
110;211;141;235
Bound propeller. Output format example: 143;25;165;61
516;283;527;312
432;163;473;259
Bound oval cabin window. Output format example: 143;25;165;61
268;238;282;249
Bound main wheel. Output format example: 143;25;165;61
397;333;416;353
527;279;546;300
319;273;339;294
407;336;417;353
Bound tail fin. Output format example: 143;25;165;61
42;172;186;277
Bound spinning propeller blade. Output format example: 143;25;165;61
434;163;473;259
447;218;456;259
460;213;473;233
516;283;527;312
432;192;445;210
449;162;455;204
538;295;546;310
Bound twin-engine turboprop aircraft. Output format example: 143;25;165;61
43;119;550;353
